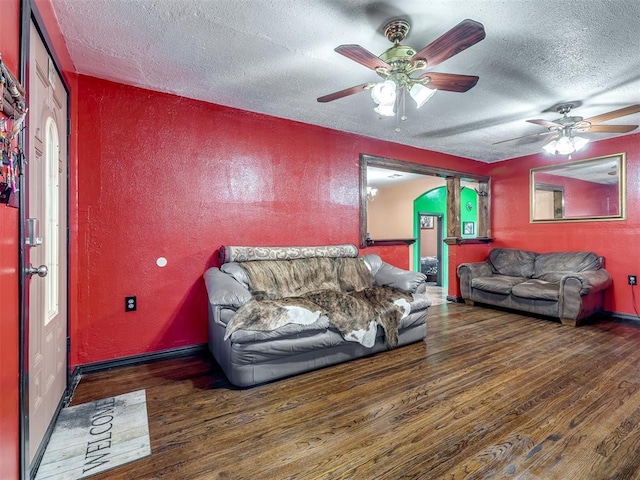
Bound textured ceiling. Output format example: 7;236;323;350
50;0;640;163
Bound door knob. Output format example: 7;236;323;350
26;264;48;277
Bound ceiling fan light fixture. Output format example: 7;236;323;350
572;136;589;151
409;83;437;109
374;103;395;117
555;136;575;155
371;80;397;106
542;140;558;154
542;140;558;155
543;135;589;155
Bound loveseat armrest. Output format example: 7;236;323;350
457;261;493;299
203;267;252;308
560;269;613;296
366;261;427;295
376;263;428;293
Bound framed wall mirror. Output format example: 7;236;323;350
530;153;626;223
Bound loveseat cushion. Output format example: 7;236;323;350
511;279;560;301
471;275;527;295
533;251;602;279
488;248;537;278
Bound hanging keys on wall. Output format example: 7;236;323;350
0;53;27;207
1;116;13;204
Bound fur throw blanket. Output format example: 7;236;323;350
224;258;413;348
240;257;375;299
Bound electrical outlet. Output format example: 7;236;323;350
628;275;637;286
125;296;137;312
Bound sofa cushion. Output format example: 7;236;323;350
488;248;537;278
533;251;602;278
535;271;567;283
471;275;527;295
511;279;560;301
230;315;331;344
229;298;428;344
219;244;359;263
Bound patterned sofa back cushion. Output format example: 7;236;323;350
219;244;359;264
533;251;602;280
488;248;537;278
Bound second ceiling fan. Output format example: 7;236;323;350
495;103;640;155
317;18;486;120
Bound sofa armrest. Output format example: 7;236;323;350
373;262;427;294
559;269;612;321
457;261;493;299
561;269;613;296
203;267;252;308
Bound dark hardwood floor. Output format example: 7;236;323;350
69;303;640;479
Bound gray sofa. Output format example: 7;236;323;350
204;244;430;387
457;248;612;326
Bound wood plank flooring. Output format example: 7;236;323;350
67;303;640;479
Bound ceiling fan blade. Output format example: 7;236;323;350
526;119;563;129
582;124;638;133
411;19;486;68
317;82;375;103
583;104;640;125
492;130;554;145
334;44;391;71
419;72;479;92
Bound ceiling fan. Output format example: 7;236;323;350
494;103;640;155
317;18;485;121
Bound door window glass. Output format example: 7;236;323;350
44;116;59;324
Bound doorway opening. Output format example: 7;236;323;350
417;213;443;286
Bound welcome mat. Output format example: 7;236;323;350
35;390;151;479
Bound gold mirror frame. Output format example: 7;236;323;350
530;153;626;223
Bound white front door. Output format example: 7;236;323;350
27;22;68;463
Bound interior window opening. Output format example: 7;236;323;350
360;154;491;290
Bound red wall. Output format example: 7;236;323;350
448;243;493;298
490;137;640;315
0;1;21;478
0;209;20;480
75;75;488;365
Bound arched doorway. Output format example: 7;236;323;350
413;186;478;288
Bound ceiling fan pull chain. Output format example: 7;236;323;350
395;87;406;132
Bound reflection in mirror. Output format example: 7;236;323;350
531;153;626;222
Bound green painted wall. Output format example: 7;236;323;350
461;186;479;238
413;186;478;287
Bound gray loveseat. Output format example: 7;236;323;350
204;244;430;387
457;248;612;326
